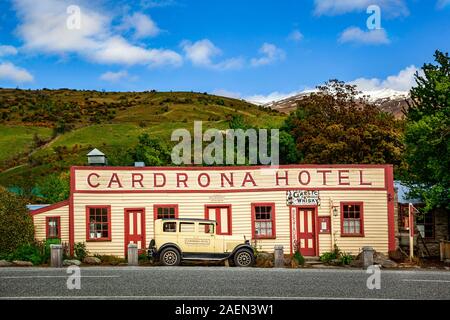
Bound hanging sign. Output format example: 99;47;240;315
286;190;320;206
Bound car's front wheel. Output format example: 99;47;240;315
160;247;181;266
233;248;254;267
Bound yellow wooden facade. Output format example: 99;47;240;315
32;165;396;258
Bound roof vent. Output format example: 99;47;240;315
87;148;108;166
134;162;145;167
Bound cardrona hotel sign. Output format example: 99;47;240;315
73;167;385;193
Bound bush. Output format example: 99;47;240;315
339;252;353;265
319;251;338;263
0;188;35;255
74;242;88;261
293;251;305;266
7;240;52;265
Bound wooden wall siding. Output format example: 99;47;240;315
73;189;388;258
33;205;70;243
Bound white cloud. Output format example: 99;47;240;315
314;0;408;17
350;65;421;92
250;43;285;67
100;70;129;82
287;30;304;42
181;39;244;70
0;62;34;83
13;0;182;67
339;27;390;45
0;45;18;57
119;12;160;39
437;0;450;8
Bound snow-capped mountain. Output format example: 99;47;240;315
260;89;411;118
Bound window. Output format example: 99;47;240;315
416;212;434;239
252;203;276;239
154;205;178;220
200;223;214;234
46;217;60;239
341;202;364;237
398;204;410;232
180;222;195;233
205;205;232;235
86;206;111;241
163;222;177;232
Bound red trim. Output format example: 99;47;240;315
124;208;146;256
386;165;396;251
289;206;293;254
204;204;232;235
318;216;331;234
45;216;61;239
71;164;390;171
340;202;365;237
153;204;179;220
292;206;319;256
85;205;112;241
30;200;69;216
251;203;276;239
69;167;75;256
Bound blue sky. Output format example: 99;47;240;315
0;0;449;103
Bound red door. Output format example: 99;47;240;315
205;205;232;235
296;208;316;256
124;209;146;256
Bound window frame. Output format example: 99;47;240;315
340;202;364;237
251;203;276;239
416;211;435;240
204;204;232;235
45;216;61;239
153;204;179;220
85;205;112;242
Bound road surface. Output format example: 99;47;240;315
0;267;449;300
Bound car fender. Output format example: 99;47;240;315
157;243;183;257
229;244;254;258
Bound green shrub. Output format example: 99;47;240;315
293;251;305;265
138;253;149;262
8;242;44;265
0;188;35;255
74;242;88;261
338;252;353;265
319;251;338;263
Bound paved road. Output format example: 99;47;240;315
0;267;449;300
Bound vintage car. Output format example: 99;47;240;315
148;218;255;267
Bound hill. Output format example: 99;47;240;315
0;88;285;188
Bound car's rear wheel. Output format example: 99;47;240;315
233;249;254;267
160;247;181;266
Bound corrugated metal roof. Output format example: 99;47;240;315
26;204;50;211
394;181;422;204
